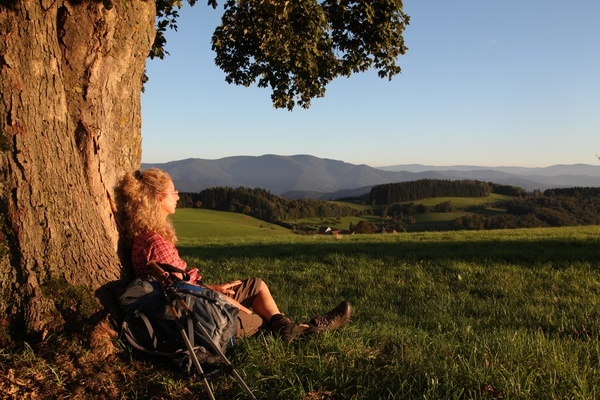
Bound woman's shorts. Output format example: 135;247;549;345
228;277;267;337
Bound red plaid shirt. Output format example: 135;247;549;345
131;231;202;283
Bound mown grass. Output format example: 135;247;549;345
172;225;600;399
172;208;291;239
2;218;599;399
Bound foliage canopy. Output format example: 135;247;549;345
153;0;409;109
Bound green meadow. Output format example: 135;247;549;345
165;209;600;399
4;209;598;399
173;208;291;239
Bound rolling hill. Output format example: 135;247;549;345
142;155;600;199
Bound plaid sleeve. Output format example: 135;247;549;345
132;232;187;278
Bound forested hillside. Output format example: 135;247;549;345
371;182;600;231
178;186;360;224
453;190;600;230
178;180;600;234
369;179;525;205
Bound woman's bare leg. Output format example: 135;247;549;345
250;280;281;320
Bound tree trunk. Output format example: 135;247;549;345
0;0;155;339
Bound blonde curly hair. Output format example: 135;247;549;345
118;167;177;244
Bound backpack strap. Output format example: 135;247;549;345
122;311;179;357
122;311;158;352
185;295;195;348
137;311;159;350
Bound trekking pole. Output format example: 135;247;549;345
148;263;217;400
174;289;257;400
148;262;257;400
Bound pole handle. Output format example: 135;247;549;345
147;261;171;285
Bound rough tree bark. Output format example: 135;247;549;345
0;0;155;340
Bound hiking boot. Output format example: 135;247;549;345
308;301;352;333
269;314;309;342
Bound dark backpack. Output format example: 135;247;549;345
119;278;239;371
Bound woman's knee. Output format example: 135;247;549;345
259;280;268;291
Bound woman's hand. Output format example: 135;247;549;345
187;268;202;284
207;281;252;314
208;280;242;296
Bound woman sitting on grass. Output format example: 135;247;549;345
119;167;351;341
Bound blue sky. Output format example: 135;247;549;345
141;0;600;168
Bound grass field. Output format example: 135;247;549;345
172;208;292;239
3;211;600;399
169;218;600;399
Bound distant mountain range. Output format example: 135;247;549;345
142;155;600;199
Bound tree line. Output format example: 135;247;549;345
369;179;524;205
544;187;600;198
452;189;600;230
178;186;360;224
179;182;600;234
